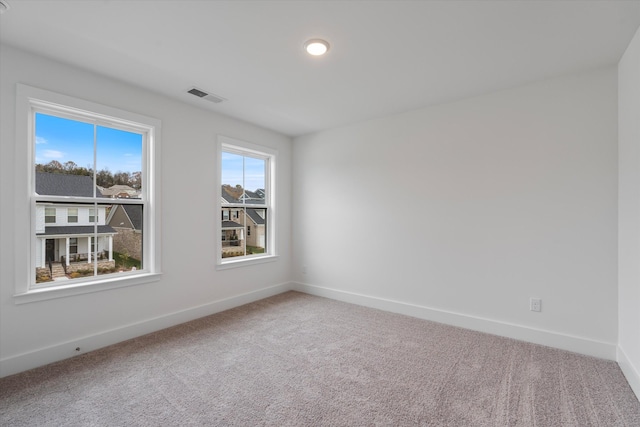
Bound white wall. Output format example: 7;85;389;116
618;26;640;398
293;67;619;359
0;45;292;376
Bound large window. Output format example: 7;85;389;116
15;84;161;302
218;136;276;266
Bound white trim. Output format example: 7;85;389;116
618;346;640;400
215;254;279;270
291;282;617;360
1;282;294;378
14;273;163;305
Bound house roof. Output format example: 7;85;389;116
246;209;265;225
36;172;104;197
222;221;243;229
120;205;143;230
101;185;140;198
241;191;266;205
106;204;143;231
221;186;265;205
221;189;238;204
123;205;143;230
37;225;116;236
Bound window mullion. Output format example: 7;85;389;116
93;123;98;276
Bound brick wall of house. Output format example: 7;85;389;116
112;227;142;261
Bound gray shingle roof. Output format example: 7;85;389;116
221;186;265;205
221;186;239;203
246;208;265;225
36;172;104;197
222;221;243;229
122;205;143;230
37;225;116;236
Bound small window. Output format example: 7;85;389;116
67;208;78;223
218;136;275;264
45;207;56;224
69;238;78;255
89;208;96;223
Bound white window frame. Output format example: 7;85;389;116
216;135;277;269
14;84;162;304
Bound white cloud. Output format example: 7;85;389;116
43;150;64;159
35;136;47;145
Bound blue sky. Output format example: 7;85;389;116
221;152;266;192
35;113;142;174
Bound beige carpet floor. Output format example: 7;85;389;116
1;291;639;426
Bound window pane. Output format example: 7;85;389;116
34;201;143;284
221;207;245;259
244;156;266;205
44;207;56;223
221;152;244;205
220;207;267;259
35;113;94;196
246;208;266;254
96;126;143;198
108;203;144;273
67;208;78;223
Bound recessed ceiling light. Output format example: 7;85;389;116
0;0;10;14
304;39;330;56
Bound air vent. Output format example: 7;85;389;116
187;87;226;104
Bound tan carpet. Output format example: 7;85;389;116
1;291;639;426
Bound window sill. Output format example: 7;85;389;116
14;272;162;305
216;255;279;270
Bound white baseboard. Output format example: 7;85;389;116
618;346;640;400
292;282;617;361
0;282;293;378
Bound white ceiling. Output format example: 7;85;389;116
1;1;639;137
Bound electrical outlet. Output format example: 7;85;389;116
302;265;307;275
530;298;542;312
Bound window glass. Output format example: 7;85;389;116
45;207;56;224
67;208;78;223
33;112;146;286
219;142;272;262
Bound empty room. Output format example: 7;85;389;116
1;1;640;425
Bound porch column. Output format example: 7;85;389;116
87;236;92;263
108;236;113;261
65;237;70;266
40;238;46;268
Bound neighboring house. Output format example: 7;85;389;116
220;186;267;255
99;184;140;199
106;204;143;261
35;172;116;270
221;188;245;254
244;208;266;249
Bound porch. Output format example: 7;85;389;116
37;258;117;282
